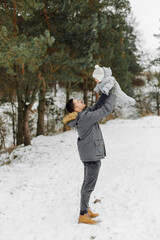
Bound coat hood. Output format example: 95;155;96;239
103;67;112;77
62;112;78;127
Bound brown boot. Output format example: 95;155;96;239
88;208;99;218
78;213;98;225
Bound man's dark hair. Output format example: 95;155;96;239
66;98;75;113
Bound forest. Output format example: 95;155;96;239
0;0;159;149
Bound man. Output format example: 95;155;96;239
63;92;116;224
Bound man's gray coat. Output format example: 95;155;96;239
67;93;116;162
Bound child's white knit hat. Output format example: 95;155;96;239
92;65;104;82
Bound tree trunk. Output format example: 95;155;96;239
54;79;57;97
11;102;16;146
66;81;70;101
83;78;88;107
63;81;71;132
37;87;45;136
91;81;95;105
37;72;46;136
23;107;31;146
65;81;70;114
17;97;24;145
156;91;159;116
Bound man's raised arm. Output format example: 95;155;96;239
81;94;116;126
90;93;114;111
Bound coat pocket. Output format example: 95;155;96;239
94;140;104;156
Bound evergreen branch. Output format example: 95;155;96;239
3;0;9;15
51;64;61;74
12;2;17;37
43;0;50;31
88;0;94;5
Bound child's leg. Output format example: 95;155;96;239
113;80;136;106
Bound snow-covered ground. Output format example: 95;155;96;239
0;116;160;240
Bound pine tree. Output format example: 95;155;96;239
95;0;142;95
0;0;143;142
0;1;55;145
148;27;160;116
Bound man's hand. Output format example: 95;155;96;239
95;92;99;101
95;78;100;83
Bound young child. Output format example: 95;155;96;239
92;65;136;106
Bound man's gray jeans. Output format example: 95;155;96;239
80;160;101;214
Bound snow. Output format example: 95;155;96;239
0;116;160;240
